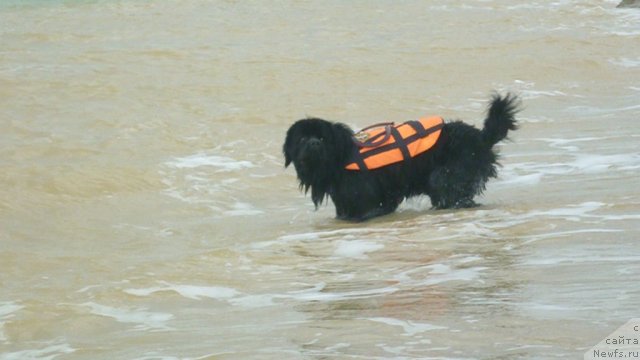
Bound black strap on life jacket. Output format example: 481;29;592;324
348;120;444;171
407;120;428;138
390;126;412;162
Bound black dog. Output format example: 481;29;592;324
283;93;520;221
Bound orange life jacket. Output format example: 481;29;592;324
345;116;444;171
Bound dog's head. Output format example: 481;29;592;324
283;118;353;205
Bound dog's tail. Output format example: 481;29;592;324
482;93;520;147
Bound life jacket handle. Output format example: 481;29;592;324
352;122;394;148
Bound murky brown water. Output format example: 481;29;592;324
1;1;639;359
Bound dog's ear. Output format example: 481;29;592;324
284;151;292;168
331;122;355;163
283;127;295;168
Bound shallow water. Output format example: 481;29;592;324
1;0;639;359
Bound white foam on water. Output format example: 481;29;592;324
133;354;223;360
167;152;254;171
395;260;486;289
609;12;640;36
161;152;267;218
0;343;76;360
377;343;412;356
533;201;605;218
522;255;640;266
457;255;483;264
496;172;543;186
126;282;283;309
424;263;452;274
506;344;554;351
333;240;384;259
124;282;239;301
568;103;640;116
365;317;447;336
81;302;173;330
132;356;180;360
278;227;399;242
507;80;573;100
506;3;550;10
573;153;640;173
275;232;321;242
0;301;23;343
590;4;640;36
493;201;639;228
498;152;640;189
522;228;623;245
324;343;351;351
399;196;433;212
259;227;401;250
418;267;487;287
601;213;640;221
286;282;399;302
521;89;568;99
224;201;264;216
0;302;22;318
506;201;609;225
250;231;322;249
536;137;604;152
609;57;640;68
228;294;277;308
134;354;228;360
458;222;497;238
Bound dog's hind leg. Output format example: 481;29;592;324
427;166;485;210
429;191;478;210
335;196;403;221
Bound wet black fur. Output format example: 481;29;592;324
283;93;521;221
